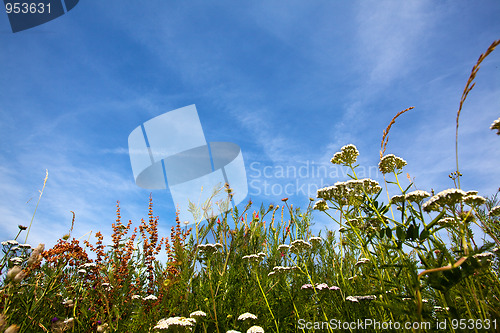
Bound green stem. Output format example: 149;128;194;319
255;271;279;333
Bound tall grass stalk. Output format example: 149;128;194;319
25;169;48;243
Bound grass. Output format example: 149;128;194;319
1;40;500;333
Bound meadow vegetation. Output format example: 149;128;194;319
1;40;500;333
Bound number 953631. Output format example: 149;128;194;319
5;2;51;14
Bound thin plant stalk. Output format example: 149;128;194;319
25;170;48;243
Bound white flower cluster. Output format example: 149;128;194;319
314;283;330;291
313;200;328;211
1;240;19;246
238;312;257;321
434;306;450;312
473;252;494;266
154;317;196;330
9;257;23;265
308;237;322;246
317;179;381;204
405;190;431;203
247;326;265;333
80;262;97;269
390;194;405;205
346;218;361;228
422;189;466;212
96;322;108;333
101;283;112;291
277;244;290;252
242;252;266;264
463;195;487;206
489;205;500;217
346;295;377;303
197;243;223;255
490;117;500;135
355;258;370;266
378;154;407;174
290;239;312;254
190;311;207;318
268;266;299;277
391;190;431;206
300;283;341;291
62;299;74;307
422;189;486;212
330;144;359;166
77;262;97;275
437;217;456;226
143;295;158;301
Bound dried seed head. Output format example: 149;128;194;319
7;266;22;280
4;324;20;333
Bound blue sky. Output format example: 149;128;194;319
1;1;499;249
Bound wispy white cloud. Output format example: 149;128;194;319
353;0;437;88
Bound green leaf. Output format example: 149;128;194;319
424;210;446;231
406;225;415;241
419;229;430;242
412;225;420;240
396;225;405;241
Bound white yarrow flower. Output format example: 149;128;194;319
330;144;359;165
464;194;487;206
488;205;500;217
405;190;430;203
315;283;329;291
277;244;289;252
422;189;467;212
379;154;407;174
154;317;195;330
308;237;322;246
313;200;328;211
238;312;257;321
355;258;370;266
290;239;312;253
247;326;265;333
10;257;23;264
143;295;158;301
190;311;207;318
